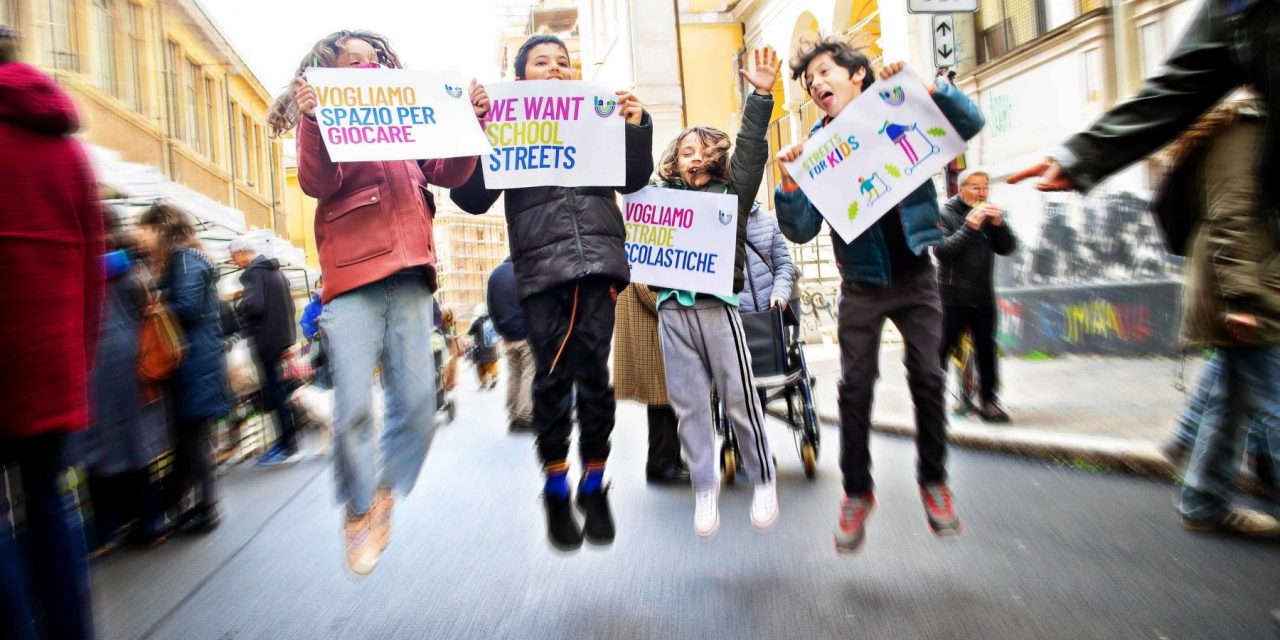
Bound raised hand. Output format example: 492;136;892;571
469;79;491;118
293;76;318;118
740;46;781;96
616;90;644;126
776;139;807;183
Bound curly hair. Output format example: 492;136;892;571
1157;98;1262;174
267;31;404;138
657;126;732;186
138;202;202;273
788;35;875;96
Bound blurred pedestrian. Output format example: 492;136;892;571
1158;97;1280;536
467;305;500;389
613;283;689;484
1008;0;1280;226
270;29;489;575
0;25;101;638
135;203;230;534
488;258;535;432
230;235;300;466
450;34;652;551
299;277;330;389
776;40;984;553
934;169;1017;423
67;209;170;555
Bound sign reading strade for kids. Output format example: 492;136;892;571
481;80;625;189
782;67;967;243
622;187;738;297
306;67;491;162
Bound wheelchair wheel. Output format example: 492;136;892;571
720;442;737;485
800;439;817;479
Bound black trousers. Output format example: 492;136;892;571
170;419;217;516
257;350;298;454
938;304;999;404
521;279;617;465
837;267;948;496
646;405;682;471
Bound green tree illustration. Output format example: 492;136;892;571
926;127;947;137
885;164;902;178
847;201;859;220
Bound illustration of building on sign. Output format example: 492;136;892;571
879;121;941;175
858;173;890;206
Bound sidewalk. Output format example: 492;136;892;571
796;341;1205;479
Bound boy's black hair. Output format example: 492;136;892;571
514;34;569;80
789;36;874;95
0;25;17;64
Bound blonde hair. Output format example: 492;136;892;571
267;31;404;138
657;127;732;185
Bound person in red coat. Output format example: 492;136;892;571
0;26;102;640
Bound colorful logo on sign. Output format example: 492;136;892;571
444;84;464;99
593;97;617;117
878;86;906;106
718;209;733;226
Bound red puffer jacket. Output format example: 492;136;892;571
0;62;104;438
296;115;478;303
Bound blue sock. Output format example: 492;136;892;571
545;464;570;499
580;462;606;495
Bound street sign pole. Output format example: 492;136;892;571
932;14;956;68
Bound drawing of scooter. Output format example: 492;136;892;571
880;121;941;175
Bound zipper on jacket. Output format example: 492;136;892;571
565;188;588;276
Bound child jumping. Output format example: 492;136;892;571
269;30;491;575
774;37;984;554
450;34;653;552
652;47;781;537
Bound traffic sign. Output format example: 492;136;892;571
932;15;956;67
909;0;977;13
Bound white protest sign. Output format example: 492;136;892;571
623;187;739;297
783;68;967;243
306;67;490;162
481;80;626;189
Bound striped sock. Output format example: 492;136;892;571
580;461;606;495
545;461;570;499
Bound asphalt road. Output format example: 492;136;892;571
90;382;1280;640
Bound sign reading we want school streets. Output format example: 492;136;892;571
306;68;491;162
481;80;626;189
623;187;739;297
782;68;967;243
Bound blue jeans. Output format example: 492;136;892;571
321;274;438;516
1180;348;1280;522
0;434;94;640
1172;354;1265;457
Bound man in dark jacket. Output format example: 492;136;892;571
0;26;100;639
488;258;535;432
231;236;299;465
935;169;1017;423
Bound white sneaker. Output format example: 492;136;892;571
751;480;778;530
694;487;720;538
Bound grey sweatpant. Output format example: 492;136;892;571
659;298;775;490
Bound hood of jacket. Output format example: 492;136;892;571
0;62;80;135
242;255;282;278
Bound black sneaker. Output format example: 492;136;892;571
542;492;583;552
576;484;616;546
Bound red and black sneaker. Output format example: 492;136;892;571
834;493;875;554
920;483;961;536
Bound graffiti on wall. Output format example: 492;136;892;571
996;282;1180;356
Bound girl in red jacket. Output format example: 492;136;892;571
268;30;490;576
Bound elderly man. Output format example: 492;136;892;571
230;236;298;466
934;169;1017;423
